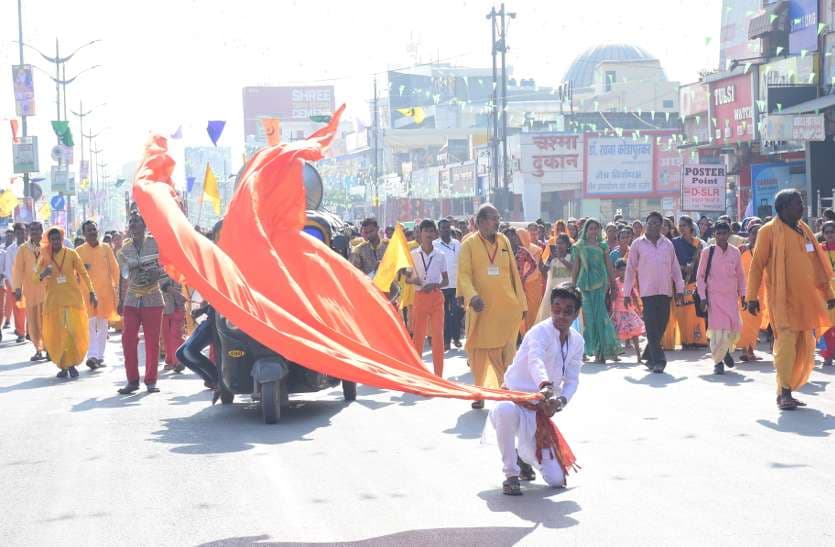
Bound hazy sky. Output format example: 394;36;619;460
1;0;721;179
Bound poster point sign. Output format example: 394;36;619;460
681;164;726;212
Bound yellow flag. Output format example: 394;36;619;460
0;190;18;217
203;162;221;215
396;107;426;125
38;200;51;221
373;224;414;293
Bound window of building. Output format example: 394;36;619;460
605;71;616;92
663;99;674;108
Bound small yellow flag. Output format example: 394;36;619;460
373;224;414;293
0;190;19;217
203;162;221;215
38;200;51;221
396;107;426;125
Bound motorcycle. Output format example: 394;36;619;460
213;163;357;424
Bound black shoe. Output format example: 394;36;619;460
30;352;43;362
118;383;140;395
714;363;725;375
502;476;522;496
652;365;665;374
68;366;79;378
15;336;24;343
85;358;97;370
146;384;160;393
825;358;833;367
95;359;106;368
3;321;10;329
471;400;484;410
517;456;536;482
56;369;68;379
723;352;735;369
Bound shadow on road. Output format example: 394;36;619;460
478;487;581;529
149;399;348;454
197;526;536;546
798;381;829;396
623;373;687;388
71;392;153;411
0;375;77;394
0;358;38;373
697;371;754;386
442;409;487;440
756;408;835;437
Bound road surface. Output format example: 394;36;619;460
1;327;833;546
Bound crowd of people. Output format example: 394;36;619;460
2;187;834;495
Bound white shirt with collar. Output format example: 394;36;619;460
3;241;19;284
503;319;584;401
410;246;448;288
433;237;460;289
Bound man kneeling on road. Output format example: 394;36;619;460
488;284;582;495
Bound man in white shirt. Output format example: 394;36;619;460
4;223;26;341
434;218;463;350
489;284;584;495
406;219;449;376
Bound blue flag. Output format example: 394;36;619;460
186;176;196;193
206;120;226;146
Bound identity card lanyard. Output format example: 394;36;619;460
51;249;67;283
479;234;500;276
420;250;434;284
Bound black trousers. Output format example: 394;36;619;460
641;295;671;368
442;288;463;345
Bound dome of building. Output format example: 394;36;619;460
563;44;663;89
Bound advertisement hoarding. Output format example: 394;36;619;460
242;86;335;136
681;164;726;211
12;136;39;173
789;0;819;55
761;114;825;141
709;72;755;145
585;137;653;197
679;82;710;118
751;161;806;218
12;65;35;116
655;145;685;195
448;163;475;198
719;0;763;70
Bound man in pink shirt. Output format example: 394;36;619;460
696;222;746;374
624;212;685;373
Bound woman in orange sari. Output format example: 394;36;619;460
516;228;544;332
672;216;707;349
737;221;768;361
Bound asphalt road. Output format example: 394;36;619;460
1;326;834;546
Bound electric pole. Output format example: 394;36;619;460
373;77;380;222
486;4;515;212
16;0;30;199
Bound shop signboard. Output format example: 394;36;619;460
709;72;755;145
655;143;685;195
761;113;825;141
242;86;335;136
585;137;653;197
519;133;584;190
681;164;726;212
789;0;819;55
759;54;818;101
751;161;806;218
448;162;475;197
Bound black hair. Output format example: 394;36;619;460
419;219;437;232
46;227;62;238
714;221;731;233
12;222;25;231
823;208;835;221
678;215;694;230
822;221;835;233
81;220;97;232
731;222;741;233
29;221;43;230
550;282;582;308
618;227;632;238
614;258;627;269
646;211;664;223
556;234;572;246
437;219;451;228
774;189;802;214
360;217;378;229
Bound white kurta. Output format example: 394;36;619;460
484;319;584;485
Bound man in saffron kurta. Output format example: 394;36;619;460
747;190;835;410
696;222;746;374
76;220;121;370
458;204;527;408
13;222;47;361
36;227;97;377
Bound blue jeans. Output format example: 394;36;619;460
176;311;218;385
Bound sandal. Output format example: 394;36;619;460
791;397;807;407
777;396;798;411
517;456;536;481
502;476;522;496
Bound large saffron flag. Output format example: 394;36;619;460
373;224;413;293
203;163;221;215
130;106;538;403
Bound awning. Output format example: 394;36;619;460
748;1;788;39
779;94;835;115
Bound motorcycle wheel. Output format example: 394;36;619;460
342;380;357;402
261;380;281;424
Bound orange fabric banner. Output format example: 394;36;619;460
132;105;538;403
261;117;281;146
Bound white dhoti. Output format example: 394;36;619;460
488;401;565;487
87;317;109;361
708;329;739;364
